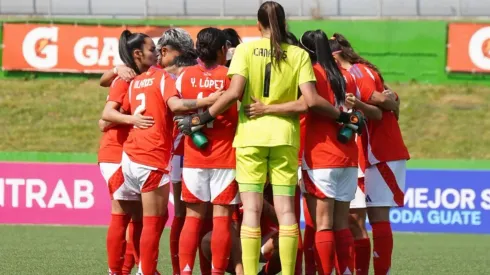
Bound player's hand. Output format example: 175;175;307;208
344;110;365;135
382;89;397;101
131;108;154;129
345;93;356;109
205;89;224;106
117;65;137;82
244;97;267;118
174;114;205;135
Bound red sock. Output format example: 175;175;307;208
140;215;167;275
371;222;393;275
179;216;203;275
129;221;143;265
170;217;185;275
122;240;135;275
354;238;371;275
211;216;232;275
107;214;131;275
303;198;316;275
334;229;354;275
314;230;335;275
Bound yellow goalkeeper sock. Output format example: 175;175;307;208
279;224;299;275
241;226;261;275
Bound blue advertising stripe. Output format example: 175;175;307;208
364;169;490;234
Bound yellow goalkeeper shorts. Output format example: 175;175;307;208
236;145;298;196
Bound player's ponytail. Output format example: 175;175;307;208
119;30;149;75
300;30;346;105
330;32;385;84
258;1;287;66
196;27;227;65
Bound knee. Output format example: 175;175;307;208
367;207;390;224
315;215;333;231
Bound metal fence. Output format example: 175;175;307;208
0;0;489;17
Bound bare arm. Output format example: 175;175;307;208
299;81;340;119
352;96;383;120
244;96;308;118
101;101;154;128
167;90;223;114
369;91;399;112
98;119;115;132
100;66;137;87
100;70;118;87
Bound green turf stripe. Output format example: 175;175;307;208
0;152;96;163
0;152;489;169
407;159;490;170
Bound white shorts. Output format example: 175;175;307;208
182;168;240;205
100;162;139;201
301;167;357;202
119;152;170;199
350;177;367;209
170;155;183;183
364;160;406;207
99;162;120;184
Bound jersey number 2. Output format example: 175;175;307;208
134;93;146;115
197;92;214;128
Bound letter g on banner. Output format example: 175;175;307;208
469;26;490;71
22;27;59;70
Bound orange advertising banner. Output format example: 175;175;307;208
2;23;260;73
447;22;490;73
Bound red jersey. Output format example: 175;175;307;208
123;67;178;171
298;115;306;165
168;69;186;156
98;77;131;164
303;63;358;169
349;63;409;167
176;62;237;169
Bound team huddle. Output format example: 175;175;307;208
97;1;409;275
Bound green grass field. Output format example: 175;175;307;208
1;225;489;274
1;79;490;159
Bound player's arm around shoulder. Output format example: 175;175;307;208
166;72;224;114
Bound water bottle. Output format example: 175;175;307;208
337;111;363;144
191;131;208;149
337;125;355;144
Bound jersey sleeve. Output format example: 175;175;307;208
298;51;317;85
108;77;130;104
227;44;248;79
121;92;130;113
174;72;184;98
355;76;376;103
162;75;179;102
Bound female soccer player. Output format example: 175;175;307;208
176;2;358;274
101;30;222;274
174;27;238;275
330;33;409;275
244;29;363;274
